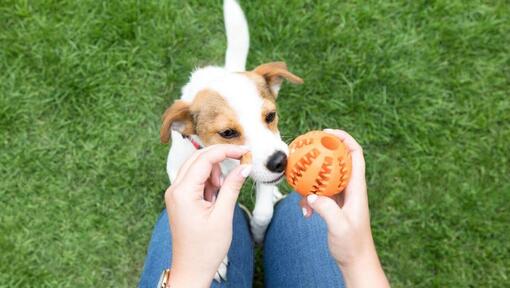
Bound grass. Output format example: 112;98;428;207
1;0;509;287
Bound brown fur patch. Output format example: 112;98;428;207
190;89;245;146
262;100;279;133
253;62;303;96
160;100;194;143
160;89;245;146
161;64;297;145
241;68;293;135
242;71;276;101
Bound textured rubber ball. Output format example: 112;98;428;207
285;131;352;197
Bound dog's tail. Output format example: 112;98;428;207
224;0;249;72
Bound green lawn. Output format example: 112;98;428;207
1;0;509;287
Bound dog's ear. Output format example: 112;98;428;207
160;100;194;144
253;62;303;96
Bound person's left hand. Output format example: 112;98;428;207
166;144;251;288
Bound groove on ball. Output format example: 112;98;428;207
321;136;339;150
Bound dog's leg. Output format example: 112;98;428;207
272;186;284;203
251;182;280;244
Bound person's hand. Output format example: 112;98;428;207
301;129;390;288
165;144;251;288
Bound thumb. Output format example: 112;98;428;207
212;164;251;218
307;194;346;229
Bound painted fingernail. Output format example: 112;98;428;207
302;207;307;217
240;165;252;178
307;194;318;204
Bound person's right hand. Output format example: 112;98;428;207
302;129;390;288
165;144;250;287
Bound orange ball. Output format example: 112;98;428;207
285;131;352;197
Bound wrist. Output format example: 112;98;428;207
338;246;389;288
338;245;377;272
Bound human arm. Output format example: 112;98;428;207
302;129;390;288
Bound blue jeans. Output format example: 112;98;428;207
139;193;344;287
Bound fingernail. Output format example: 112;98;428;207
240;145;250;151
302;207;307;217
307;194;318;204
219;175;225;186
240;165;252;178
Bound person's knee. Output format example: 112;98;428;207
288;191;301;201
273;192;301;213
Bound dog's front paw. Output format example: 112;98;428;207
250;220;265;245
272;188;284;204
213;255;229;282
250;212;272;245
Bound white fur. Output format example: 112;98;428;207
179;67;288;182
224;0;249;71
166;0;287;282
214;255;229;282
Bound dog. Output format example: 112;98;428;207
160;0;303;281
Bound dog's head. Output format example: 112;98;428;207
160;62;303;183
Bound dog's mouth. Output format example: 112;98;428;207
261;173;284;184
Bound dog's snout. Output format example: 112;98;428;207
266;151;287;173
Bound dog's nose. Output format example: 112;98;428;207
266;151;287;173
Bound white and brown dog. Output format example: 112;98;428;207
159;0;302;281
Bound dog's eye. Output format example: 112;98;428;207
218;129;240;139
265;112;276;124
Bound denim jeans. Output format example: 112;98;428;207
139;192;345;287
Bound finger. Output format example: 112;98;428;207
307;194;347;230
323;129;367;209
174;145;214;184
211;163;223;187
176;145;247;184
323;129;365;176
174;144;230;184
301;193;343;215
323;129;363;153
182;145;249;185
212;164;251;219
204;181;219;202
299;197;313;218
204;163;223;202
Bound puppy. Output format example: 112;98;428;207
160;0;302;281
